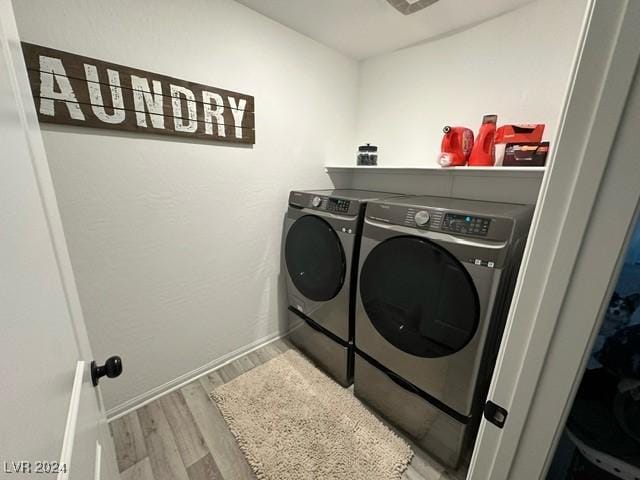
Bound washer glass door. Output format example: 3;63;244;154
285;215;346;302
359;236;479;358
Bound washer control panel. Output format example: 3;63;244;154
402;208;444;230
367;203;503;239
442;213;491;236
326;198;351;213
289;191;359;216
414;210;430;226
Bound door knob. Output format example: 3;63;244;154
91;356;122;386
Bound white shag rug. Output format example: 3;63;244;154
210;349;413;480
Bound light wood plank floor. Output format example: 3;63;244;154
110;338;467;480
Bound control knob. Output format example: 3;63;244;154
414;210;431;226
311;196;322;207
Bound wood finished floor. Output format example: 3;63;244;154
109;338;465;480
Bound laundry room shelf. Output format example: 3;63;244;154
325;165;546;177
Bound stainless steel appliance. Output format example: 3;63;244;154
284;189;399;387
354;195;533;467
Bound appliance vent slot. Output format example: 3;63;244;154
386;0;439;15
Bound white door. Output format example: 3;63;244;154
0;1;119;479
468;0;640;478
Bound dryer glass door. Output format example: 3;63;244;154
360;236;479;358
285;215;346;302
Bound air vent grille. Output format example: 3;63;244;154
387;0;439;15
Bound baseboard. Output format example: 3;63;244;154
106;330;286;421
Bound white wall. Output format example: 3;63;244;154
13;0;357;413
12;0;587;413
355;0;588;168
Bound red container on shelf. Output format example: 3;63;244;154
438;126;474;167
469;114;497;166
495;124;545;144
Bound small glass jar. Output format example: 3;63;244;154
357;144;378;165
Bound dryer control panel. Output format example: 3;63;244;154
326;198;351;213
289;191;360;216
441;213;491;236
310;196;353;214
366;202;515;242
404;207;444;230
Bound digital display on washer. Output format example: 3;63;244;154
326;198;351;213
442;213;491;236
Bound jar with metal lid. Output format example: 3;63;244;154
357;144;378;166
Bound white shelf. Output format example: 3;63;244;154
325;164;546;175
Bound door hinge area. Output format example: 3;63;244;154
484;400;508;428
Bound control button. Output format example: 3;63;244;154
488;262;495;268
474;259;482;265
347;228;352;234
312;196;322;207
414;210;431;226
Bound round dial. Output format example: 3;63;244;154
414;210;431;226
311;196;322;207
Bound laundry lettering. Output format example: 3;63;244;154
22;42;255;145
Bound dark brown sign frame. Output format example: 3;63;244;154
21;43;255;145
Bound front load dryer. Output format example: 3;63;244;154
284;189;399;387
353;195;533;467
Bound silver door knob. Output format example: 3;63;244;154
414;210;431;226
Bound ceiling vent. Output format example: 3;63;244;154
387;0;439;15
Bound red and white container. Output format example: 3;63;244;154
438;126;474;167
469;114;498;166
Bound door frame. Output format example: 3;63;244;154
467;0;640;478
0;0;93;366
1;1;119;478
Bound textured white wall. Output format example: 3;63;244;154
13;0;357;412
13;0;587;413
355;0;588;168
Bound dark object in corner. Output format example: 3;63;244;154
503;142;549;167
357;144;378;166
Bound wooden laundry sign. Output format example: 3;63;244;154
21;43;255;144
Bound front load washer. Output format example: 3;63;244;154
354;195;533;467
284;189;399;387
